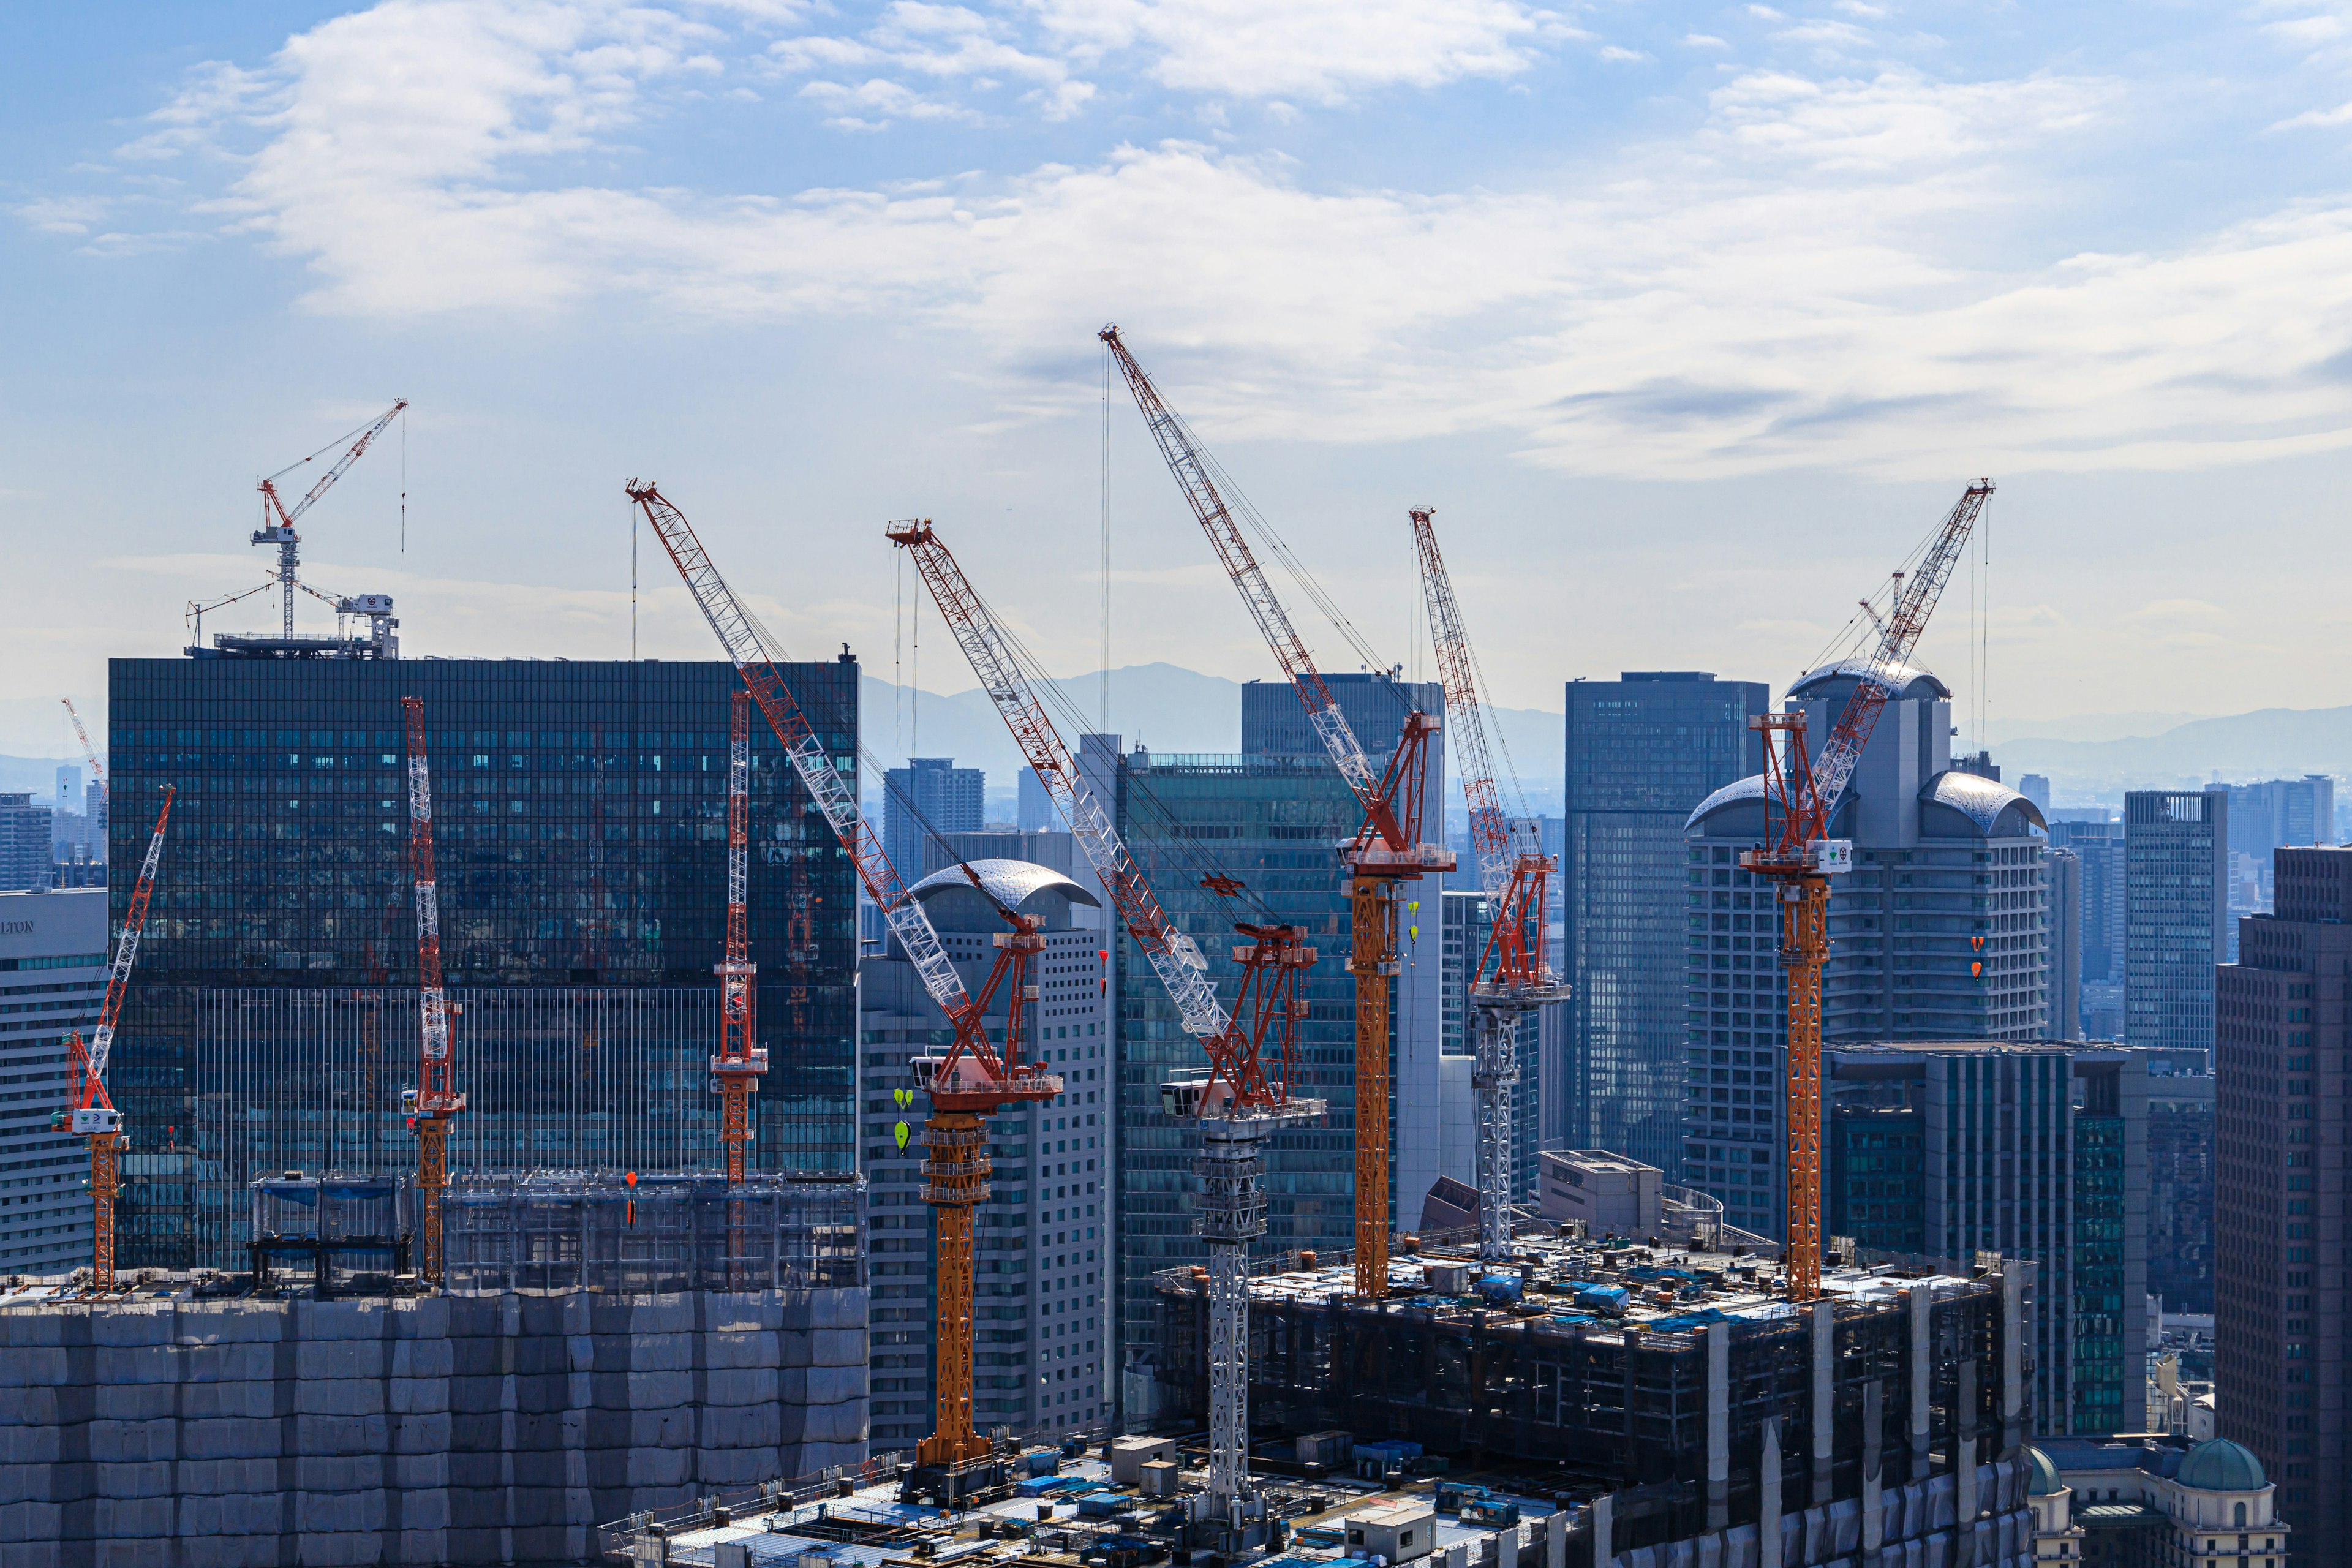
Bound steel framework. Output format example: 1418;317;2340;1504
715;688;771;1185
1101;327;1450;1302
401;696;467;1284
890;517;1322;1527
1741;481;1992;1300
625;480;1060;1475
58;785;172;1289
1408;507;1568;1261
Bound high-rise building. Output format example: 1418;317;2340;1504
858;859;1110;1447
2126;790;2228;1054
1016;766;1054;832
2053;820;2125;1039
1563;672;1768;1180
1825;1042;2147;1436
2231;777;2336;862
2049;846;2083;1040
0;794;55;892
107;655;860;1270
1438;888;1540;1202
1104;739;1368;1405
1683;658;2049;1237
883;758;984;883
2144;1057;2214;1315
1240;673;1448;1247
2019;774;2052;815
0;888;107;1275
2215;845;2352;1553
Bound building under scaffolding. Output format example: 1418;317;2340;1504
1157;1232;2034;1564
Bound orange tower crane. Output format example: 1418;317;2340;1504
892;516;1321;1535
1742;480;1993;1301
624;481;1060;1486
1408;508;1569;1262
715;687;771;1186
400;696;467;1284
58;785;172;1291
1101;326;1451;1300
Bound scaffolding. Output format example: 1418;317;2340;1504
246;1172;413;1295
440;1170;865;1296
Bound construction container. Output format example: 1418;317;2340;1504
1137;1460;1181;1498
1295;1430;1354;1468
1345;1500;1437;1564
1110;1435;1178;1484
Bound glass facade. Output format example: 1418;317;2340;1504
1564;674;1767;1179
2125;791;2228;1054
1109;749;1363;1378
107;655;859;1268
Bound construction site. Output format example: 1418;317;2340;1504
4;331;2029;1568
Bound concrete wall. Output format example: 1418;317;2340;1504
0;1287;867;1568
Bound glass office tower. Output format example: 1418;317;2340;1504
107;655;859;1268
1563;673;1767;1177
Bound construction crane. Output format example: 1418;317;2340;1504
254;401;407;639
1742;480;1994;1301
55;786;172;1292
624;481;1061;1493
60;699;105;810
1101;326;1451;1300
891;517;1321;1539
1407;508;1569;1262
715;688;771;1186
399;696;467;1284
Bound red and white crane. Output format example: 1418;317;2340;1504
1408;508;1568;1261
1101;325;1451;1301
625;480;1060;1491
891;516;1319;1537
56;786;172;1292
253;401;407;639
1742;480;1992;1300
714;687;770;1188
60;698;105;812
400;696;467;1284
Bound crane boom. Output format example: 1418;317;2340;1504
261;401;408;532
1408;510;1513;902
61;699;106;810
622;481;989;1052
1788;481;1994;849
1098;327;1401;846
889;518;1313;1112
61;785;172;1292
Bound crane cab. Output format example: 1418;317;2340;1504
71;1107;121;1136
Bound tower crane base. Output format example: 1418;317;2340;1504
897;1455;1012;1509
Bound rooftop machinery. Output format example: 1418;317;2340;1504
1743;480;1992;1301
623;481;1062;1493
1102;326;1452;1300
400;696;467;1284
889;517;1321;1543
1408;509;1569;1262
189;401;407;658
55;786;172;1291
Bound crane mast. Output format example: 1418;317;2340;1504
1408;508;1568;1262
254;400;407;640
714;689;770;1185
1741;480;1993;1301
891;518;1322;1533
401;697;467;1284
624;481;1060;1488
58;786;172;1291
1101;327;1450;1301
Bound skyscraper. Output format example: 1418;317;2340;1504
883;758;984;881
1240;672;1447;1242
2052;819;2125;1039
1104;739;1366;1401
2049;846;2083;1040
1825;1042;2146;1436
0;794;55;892
2145;1060;2214;1315
2215;845;2352;1557
2125;790;2228;1054
1683;657;2049;1237
1563;672;1768;1178
108;655;859;1269
0;888;105;1275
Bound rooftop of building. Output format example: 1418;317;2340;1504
1787;656;1950;703
1684;768;2044;838
907;858;1102;933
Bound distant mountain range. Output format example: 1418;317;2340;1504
1994;706;2352;792
858;662;1568;805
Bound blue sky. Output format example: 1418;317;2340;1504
8;0;2352;761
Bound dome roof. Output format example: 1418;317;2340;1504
905;858;1101;932
1788;655;1949;704
1918;771;2048;839
2178;1439;2266;1493
1685;774;1766;834
2027;1448;2063;1496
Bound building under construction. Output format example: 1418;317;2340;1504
1155;1231;2036;1566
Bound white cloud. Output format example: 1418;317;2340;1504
1019;0;1549;101
1597;45;1649;63
15;195;110;236
1682;33;1730;49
